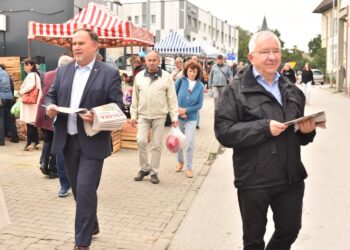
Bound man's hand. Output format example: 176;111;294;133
298;118;316;134
78;110;94;123
270;120;288;136
131;119;137;127
172;121;179;127
46;104;59;118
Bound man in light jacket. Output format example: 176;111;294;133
130;50;179;184
208;54;232;110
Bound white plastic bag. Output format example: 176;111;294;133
166;127;186;153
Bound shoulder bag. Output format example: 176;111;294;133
22;73;39;104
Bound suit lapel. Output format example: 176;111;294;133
64;63;76;107
79;61;100;106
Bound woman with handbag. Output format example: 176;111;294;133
174;60;204;178
19;58;42;151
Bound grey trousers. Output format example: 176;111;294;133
137;117;166;175
212;86;225;110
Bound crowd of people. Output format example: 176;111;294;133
0;28;320;250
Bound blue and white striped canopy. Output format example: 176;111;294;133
191;39;220;58
154;31;201;55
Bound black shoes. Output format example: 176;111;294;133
150;174;160;184
39;164;50;176
134;170;150;181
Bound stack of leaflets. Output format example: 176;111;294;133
85;103;127;136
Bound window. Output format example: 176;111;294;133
187;15;192;26
193;18;197;28
203;23;207;32
187;35;191;41
127;16;132;22
134;16;139;24
199;21;202;30
151;15;156;24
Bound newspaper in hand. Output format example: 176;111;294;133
284;110;326;131
83;103;127;136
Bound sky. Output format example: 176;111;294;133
188;0;322;52
121;0;323;52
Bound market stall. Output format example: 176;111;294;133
27;2;154;50
154;31;202;57
191;39;220;59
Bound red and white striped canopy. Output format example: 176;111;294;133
28;2;154;49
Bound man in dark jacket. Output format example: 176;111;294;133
215;31;317;250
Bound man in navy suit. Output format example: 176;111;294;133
45;28;123;250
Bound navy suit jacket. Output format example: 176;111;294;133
45;60;123;159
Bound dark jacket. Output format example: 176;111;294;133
35;69;57;131
302;70;314;84
45;60;124;159
215;66;316;189
282;68;296;83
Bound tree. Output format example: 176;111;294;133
308;35;322;57
236;26;252;63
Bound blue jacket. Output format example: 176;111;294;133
0;69;13;100
175;77;204;121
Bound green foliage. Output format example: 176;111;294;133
308;35;322;57
312;47;326;73
236;26;252;63
282;46;310;71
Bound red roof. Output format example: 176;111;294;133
28;2;154;49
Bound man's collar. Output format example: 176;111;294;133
75;59;96;70
144;68;162;77
252;66;280;83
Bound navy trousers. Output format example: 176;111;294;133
63;134;104;246
237;181;305;250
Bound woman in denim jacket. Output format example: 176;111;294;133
175;60;204;178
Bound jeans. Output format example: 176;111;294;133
212;86;225;110
177;120;197;170
56;153;70;191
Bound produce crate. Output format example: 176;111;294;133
121;121;138;150
0;57;22;91
112;130;121;153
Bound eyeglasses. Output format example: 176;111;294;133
253;49;281;57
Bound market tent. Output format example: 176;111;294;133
191;39;220;58
27;2;154;49
154;31;201;56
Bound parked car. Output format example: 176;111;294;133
311;69;324;85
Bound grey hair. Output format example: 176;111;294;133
58;55;74;67
248;31;281;53
146;50;161;61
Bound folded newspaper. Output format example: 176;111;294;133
83;103;127;136
284;110;326;131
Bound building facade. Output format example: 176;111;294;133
0;0;104;70
118;0;238;57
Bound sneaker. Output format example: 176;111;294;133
24;144;33;151
134;170;150;181
58;188;69;197
150;174;160;184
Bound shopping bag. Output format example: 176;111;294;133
166;127;186;153
22;86;39;104
10;100;21;118
0;188;10;229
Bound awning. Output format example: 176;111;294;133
154;31;201;56
191;39;220;58
28;2;154;49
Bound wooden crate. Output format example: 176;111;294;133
112;130;121;153
0;57;22;91
121;120;138;150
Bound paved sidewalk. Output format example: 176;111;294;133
0;95;220;250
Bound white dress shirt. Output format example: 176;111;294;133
67;60;95;135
